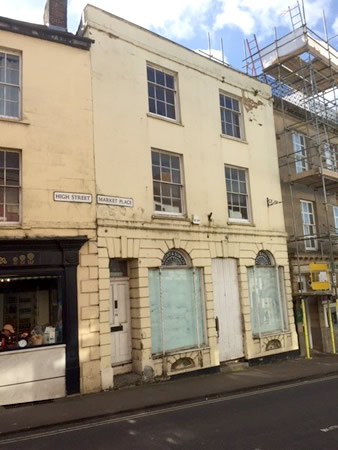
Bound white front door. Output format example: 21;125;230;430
212;258;244;362
110;278;132;366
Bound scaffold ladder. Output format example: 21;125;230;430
288;2;304;30
245;34;264;77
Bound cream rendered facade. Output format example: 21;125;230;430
0;18;100;402
80;6;298;385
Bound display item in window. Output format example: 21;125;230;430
0;323;16;351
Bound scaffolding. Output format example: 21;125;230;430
244;2;338;356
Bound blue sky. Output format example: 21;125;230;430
0;0;337;70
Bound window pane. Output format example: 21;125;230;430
232;99;239;111
238;170;245;182
5;100;19;118
234;126;241;138
241;208;248;220
0;169;3;184
6;69;19;85
153;181;160;196
6;86;19;102
147;66;155;82
172;199;182;213
161;183;171;197
148;83;155;98
161;153;170;168
225;111;232;123
151;151;159;165
0;85;4;99
226;123;233;136
161;167;170;182
231;180;239;193
239;182;246;194
148;98;156;114
225;97;232;109
6;54;19;71
156;86;165;101
152;165;161;180
0;100;4;116
6;152;19;169
6;204;19;222
171;156;179;169
6;169;19;186
166;90;174;105
165;74;174;89
156;70;165;86
172;169;181;184
166;105;176;119
156;100;165;116
6;187;19;203
172;185;180;198
220;94;225;107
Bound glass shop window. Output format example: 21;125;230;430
0;277;62;351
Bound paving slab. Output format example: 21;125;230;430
1;354;338;437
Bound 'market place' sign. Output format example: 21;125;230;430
97;194;134;207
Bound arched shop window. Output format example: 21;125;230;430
248;251;288;336
149;249;205;354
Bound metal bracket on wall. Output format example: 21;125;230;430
267;197;283;207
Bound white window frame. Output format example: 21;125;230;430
225;165;251;223
0;50;21;119
151;149;185;216
333;206;338;233
248;252;288;337
149;265;207;355
323;302;338;328
0;149;21;224
220;93;243;140
146;64;178;122
323;143;337;171
292;133;308;173
300;200;317;250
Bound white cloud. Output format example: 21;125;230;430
69;0;213;39
214;0;332;39
333;16;338;33
0;0;44;25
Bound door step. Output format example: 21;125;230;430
220;360;249;373
113;372;143;389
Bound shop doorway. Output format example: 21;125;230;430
110;278;132;366
212;258;243;362
306;297;323;351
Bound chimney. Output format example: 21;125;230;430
44;0;68;32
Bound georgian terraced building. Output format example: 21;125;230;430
78;5;298;389
0;0;98;405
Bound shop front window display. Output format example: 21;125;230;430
0;277;62;351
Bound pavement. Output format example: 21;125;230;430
1;353;338;437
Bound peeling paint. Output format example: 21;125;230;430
243;96;264;112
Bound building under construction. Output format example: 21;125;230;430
244;2;338;357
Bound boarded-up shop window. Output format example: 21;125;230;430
248;251;288;336
149;268;205;354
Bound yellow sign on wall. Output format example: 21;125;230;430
309;263;330;291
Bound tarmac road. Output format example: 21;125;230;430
1;375;338;450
